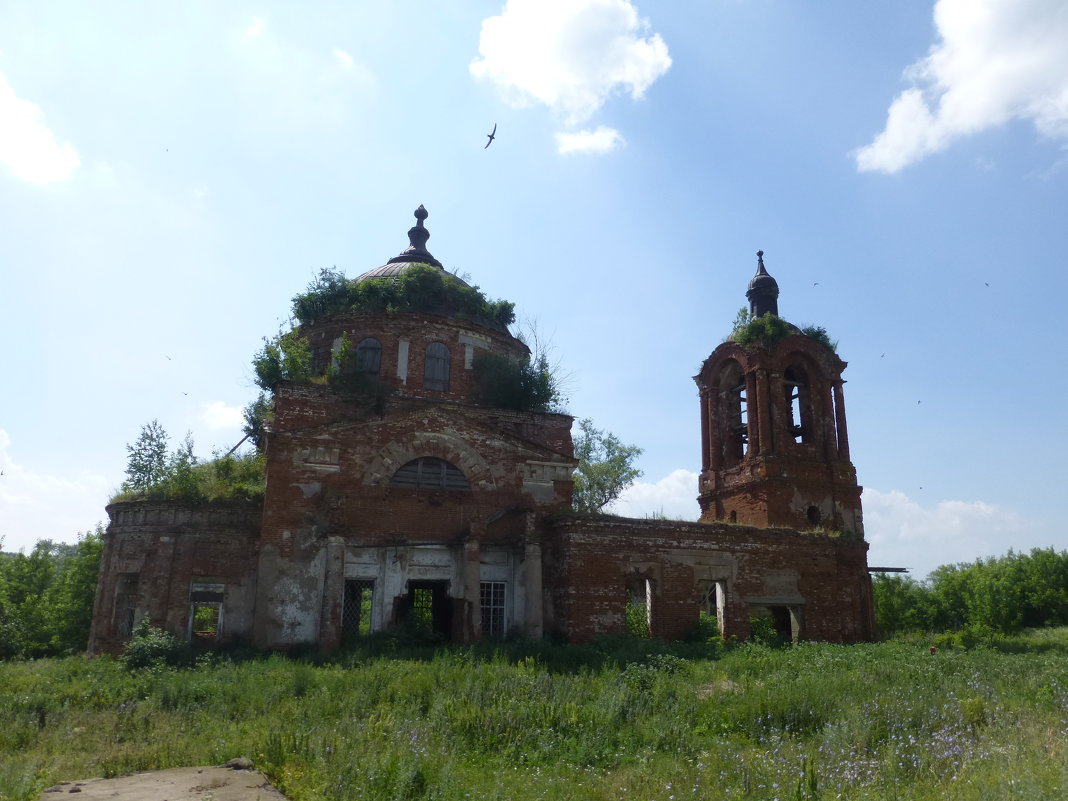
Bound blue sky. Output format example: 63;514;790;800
1;0;1066;580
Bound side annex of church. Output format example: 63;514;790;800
88;209;876;654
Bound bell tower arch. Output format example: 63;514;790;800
695;253;863;536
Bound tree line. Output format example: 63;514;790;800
0;528;103;658
873;547;1068;637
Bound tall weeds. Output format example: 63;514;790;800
2;633;1068;800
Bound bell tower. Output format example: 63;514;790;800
695;252;863;536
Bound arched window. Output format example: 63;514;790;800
424;342;450;391
718;362;748;464
390;457;470;491
784;366;811;444
355;338;382;375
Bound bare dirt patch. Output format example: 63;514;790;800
40;763;289;801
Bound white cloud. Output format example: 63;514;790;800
0;72;80;184
555;126;625;154
334;49;355;68
855;0;1068;173
606;473;1052;581
609;468;700;520
862;488;1047;580
200;401;245;431
0;430;110;554
246;17;265;38
470;0;671;125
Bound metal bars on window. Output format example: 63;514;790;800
390;457;470;491
342;579;374;640
480;581;507;638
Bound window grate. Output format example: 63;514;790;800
342;580;374;640
390;457;470;491
480;581;507;638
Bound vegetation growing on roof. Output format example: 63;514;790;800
291;265;516;328
470;351;564;413
110;421;264;504
729;309;792;348
728;308;837;353
799;324;838;352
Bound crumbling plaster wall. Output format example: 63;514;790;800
253;384;574;649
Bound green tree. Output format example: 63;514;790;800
46;527;104;653
0;529;104;658
123;419;169;493
470;352;564;412
163;432;202;501
572;418;643;513
252;329;313;390
872;573;936;636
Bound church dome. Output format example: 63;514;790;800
354;205;470;286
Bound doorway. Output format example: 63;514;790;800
400;580;453;640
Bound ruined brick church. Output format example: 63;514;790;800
88;208;875;654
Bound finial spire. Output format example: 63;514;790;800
746;249;780;318
387;204;442;267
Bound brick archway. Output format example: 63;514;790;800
363;432;498;491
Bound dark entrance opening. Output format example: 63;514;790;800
771;606;793;641
400;580;453;640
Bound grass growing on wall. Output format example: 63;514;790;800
3;631;1068;800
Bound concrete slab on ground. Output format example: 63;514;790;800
40;765;289;801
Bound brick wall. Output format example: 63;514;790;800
89;500;261;655
300;312;530;404
544;515;875;644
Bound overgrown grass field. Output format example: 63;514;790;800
3;632;1068;801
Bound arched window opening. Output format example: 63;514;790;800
784;366;811;444
806;505;822;526
424;342;451;391
390;457;470;491
625;576;653;638
718;362;748;464
355;338;382;375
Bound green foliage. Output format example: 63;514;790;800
251;329;313;391
290;265;516;329
470;351;564;412
242;392;273;449
571;418;643;513
730;312;793;348
5;633;1068;801
727;310;838;353
873;548;1068;638
0;528;103;658
686;611;722;643
799;324;838;352
122;419;169;494
119;619;191;670
625;599;651;638
115;422;264;503
748;615;782;646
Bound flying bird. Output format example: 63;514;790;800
484;123;497;149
